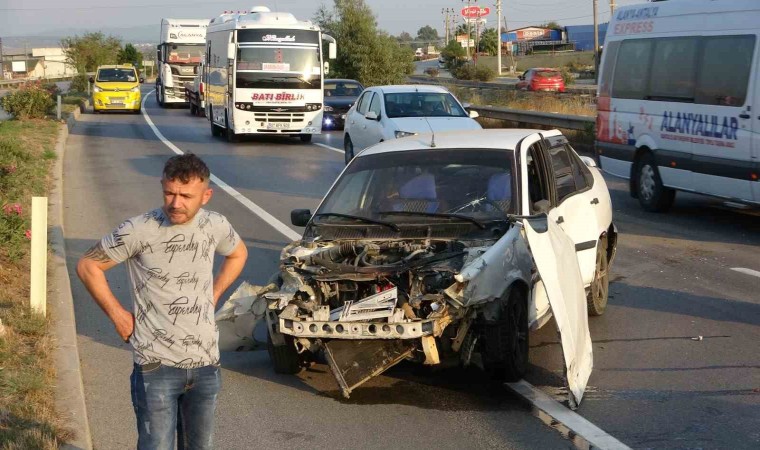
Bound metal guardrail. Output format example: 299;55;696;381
0;80;25;89
407;75;597;95
469;105;594;131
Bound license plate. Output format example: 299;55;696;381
110;98;125;105
266;122;289;130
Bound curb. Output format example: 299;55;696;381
50;102;93;450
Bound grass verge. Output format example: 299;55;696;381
0;118;72;448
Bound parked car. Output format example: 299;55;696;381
323;79;364;130
516;68;566;92
343;85;482;164
217;128;617;406
89;64;144;113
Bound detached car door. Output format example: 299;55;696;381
518;134;593;407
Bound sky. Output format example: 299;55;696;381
0;0;648;39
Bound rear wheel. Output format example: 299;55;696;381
156;85;165;107
299;134;312;143
267;333;305;374
482;288;529;382
635;152;675;212
344;135;355;165
587;236;609;316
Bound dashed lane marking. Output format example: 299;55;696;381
140;89;629;450
314;142;344;154
731;267;760;278
140;91;301;241
507;381;632;450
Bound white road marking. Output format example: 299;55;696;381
140;89;627;449
507;381;631;450
140;91;301;241
731;267;760;278
315;142;344;153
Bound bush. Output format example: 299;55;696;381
559;67;575;86
42;82;61;99
69;73;89;94
0;84;55;119
424;67;439;77
451;63;477;80
474;65;495;82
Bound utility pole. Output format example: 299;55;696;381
496;0;502;75
461;0;478;59
610;0;616;16
593;0;599;81
442;8;454;44
0;38;4;79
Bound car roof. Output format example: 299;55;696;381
97;65;136;70
372;85;450;94
358;129;562;157
325;79;362;83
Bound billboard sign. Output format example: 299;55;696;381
461;6;490;19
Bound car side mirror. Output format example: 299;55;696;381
580;156;597;168
139;77;145;84
365;111;379;121
291;209;312;227
328;42;337;60
89;77;94;84
469;110;479;119
518;75;525;80
227;42;236;60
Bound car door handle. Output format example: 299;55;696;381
556;216;564;224
590;197;599;205
739;113;751;119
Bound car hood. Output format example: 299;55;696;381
389;116;482;134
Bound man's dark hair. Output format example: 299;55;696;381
162;153;210;183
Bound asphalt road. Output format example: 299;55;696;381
63;88;759;449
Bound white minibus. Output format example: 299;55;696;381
596;0;760;211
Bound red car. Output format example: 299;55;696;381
516;68;566;92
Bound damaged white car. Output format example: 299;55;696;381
217;129;617;407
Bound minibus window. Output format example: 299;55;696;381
612;39;653;100
649;37;699;102
695;35;755;107
598;41;620;98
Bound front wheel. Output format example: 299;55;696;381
635;153;675;212
482;288;529;382
344;135;355;165
267;333;305;374
587;236;609;316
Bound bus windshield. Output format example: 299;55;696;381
236;47;322;89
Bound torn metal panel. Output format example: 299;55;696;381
524;217;593;407
215;282;273;351
331;287;398;321
323;339;415;398
452;226;533;311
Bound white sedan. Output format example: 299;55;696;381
218;128;617;406
343;85;482;164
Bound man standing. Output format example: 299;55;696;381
77;154;248;449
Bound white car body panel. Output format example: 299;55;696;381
524;218;593;407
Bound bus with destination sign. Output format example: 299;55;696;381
204;6;336;143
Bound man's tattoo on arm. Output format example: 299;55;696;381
83;242;113;263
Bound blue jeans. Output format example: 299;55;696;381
130;363;221;450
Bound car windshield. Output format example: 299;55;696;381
535;70;560;78
97;68;137;82
325;81;363;97
316;149;516;227
384;92;467;118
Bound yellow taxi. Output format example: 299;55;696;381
90;64;144;113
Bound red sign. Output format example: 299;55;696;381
461;6;490;19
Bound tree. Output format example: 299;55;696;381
539;21;562;30
315;0;414;86
478;28;499;56
397;31;413;42
60;32;122;73
416;25;439;43
117;43;143;69
441;39;466;71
